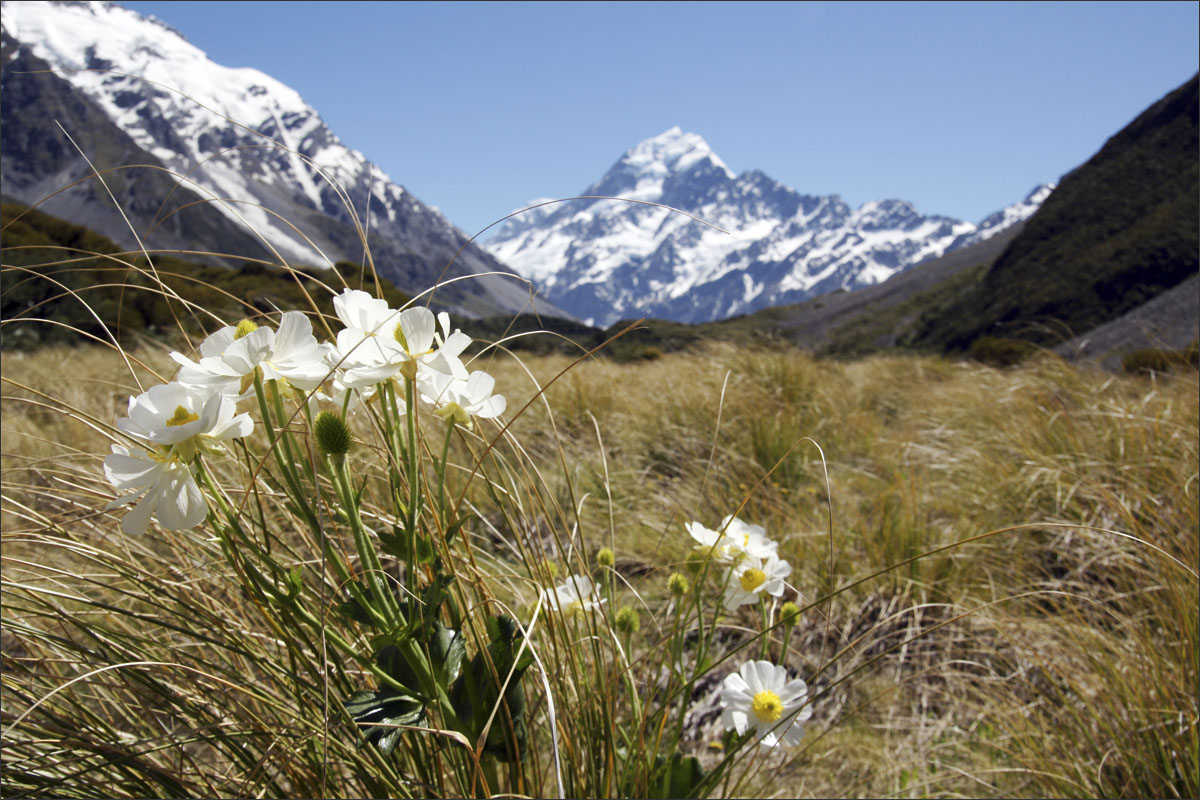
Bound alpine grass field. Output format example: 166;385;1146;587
1;83;1197;792
2;246;1196;798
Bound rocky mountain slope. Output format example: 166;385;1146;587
1;0;561;319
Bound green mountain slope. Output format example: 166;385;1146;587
1;203;409;349
906;73;1199;353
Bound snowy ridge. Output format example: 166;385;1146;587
1;0;407;265
2;0;551;319
489;128;1053;326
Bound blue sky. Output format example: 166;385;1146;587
121;0;1198;238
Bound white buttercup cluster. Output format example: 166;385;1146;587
329;290;505;424
685;516;813;747
104;381;254;535
104;289;505;535
686;515;793;611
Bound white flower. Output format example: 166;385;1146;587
104;382;253;534
331;289;408;388
720;660;812;747
686;520;728;559
544;574;606;615
103;444;207;535
420;369;506;427
253;312;329;390
719;515;779;561
172;313;328;395
117;382;252;450
687;516;779;565
722;555;792;610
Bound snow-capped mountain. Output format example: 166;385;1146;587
488;127;1053;325
1;1;558;318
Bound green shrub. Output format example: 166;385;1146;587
1122;342;1200;374
968;335;1037;367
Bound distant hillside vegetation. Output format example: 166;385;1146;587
905;73;1199;354
1;203;410;349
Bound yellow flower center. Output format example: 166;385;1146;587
751;690;783;723
165;405;199;427
739;567;767;593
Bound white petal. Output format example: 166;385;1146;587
465;371;495;401
274;311;314;355
221;327;273;375
104;450;165;491
198;326;236;359
155;466;207;531
342;362;399;390
739;660;768;693
475;394;505;419
440;330;472;360
120;489;158;535
398;307;436;353
209;410;254;441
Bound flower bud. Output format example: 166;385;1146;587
780;600;801;627
667;572;689;597
234;319;259;340
685;551;706;574
596;547;615;568
314;411;352;457
615;606;640;635
542;559;559;579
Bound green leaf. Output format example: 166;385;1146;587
431;622;466;686
285;565;303;601
345;688;425;755
415;533;435;564
398;574;455;629
373;643;423;696
377;526;406;560
444;514;472;545
449;615;532;763
657;753;705;799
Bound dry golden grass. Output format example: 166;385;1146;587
3;338;1197;797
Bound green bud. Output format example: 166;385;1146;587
615;606;640;635
780;601;801;626
685;551;706;574
314;411;352;457
542;559;559;579
667;572;689;597
596;547;615;568
233;319;259;340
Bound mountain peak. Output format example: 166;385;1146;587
587;127;734;200
623;126;730;176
